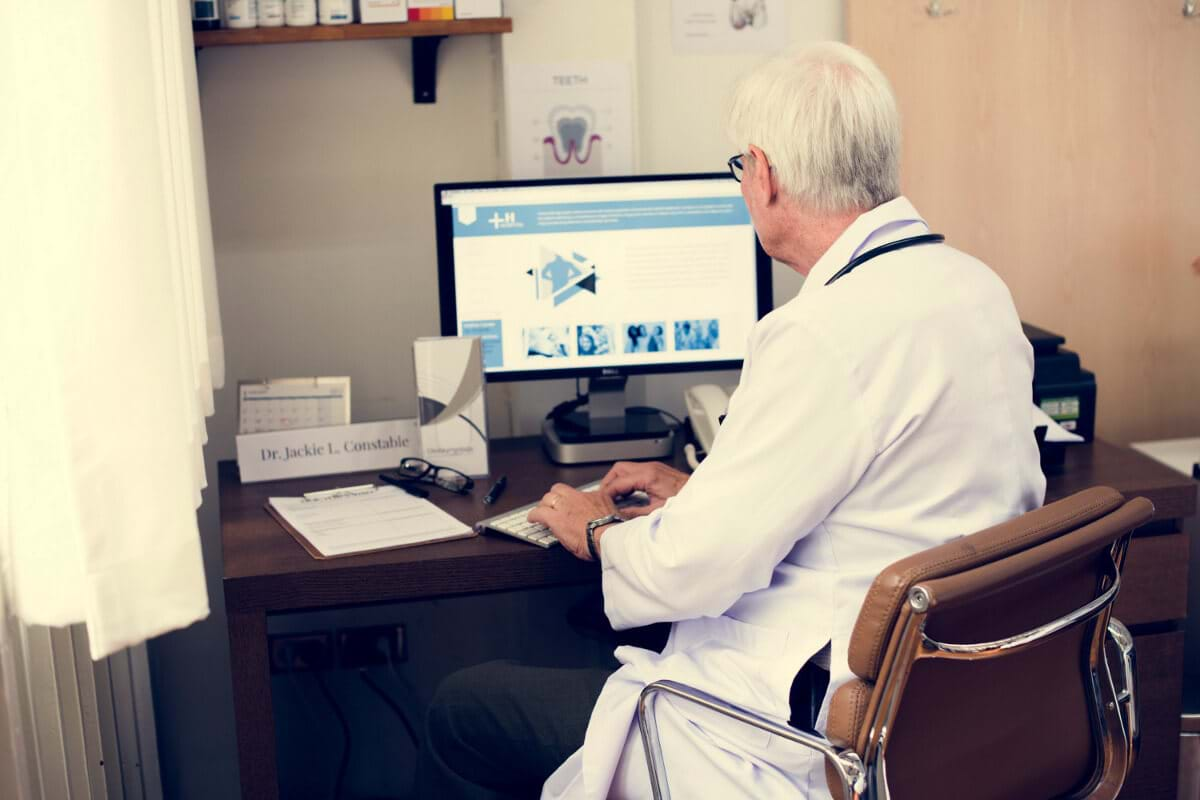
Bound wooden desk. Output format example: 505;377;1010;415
221;438;1195;800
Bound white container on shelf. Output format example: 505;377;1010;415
259;0;285;26
455;0;501;18
285;0;317;25
360;0;408;23
226;0;259;27
319;0;353;24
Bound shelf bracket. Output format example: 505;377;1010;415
412;35;447;104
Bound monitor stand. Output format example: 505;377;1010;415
541;376;676;465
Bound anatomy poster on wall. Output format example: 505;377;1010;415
505;61;634;179
672;0;789;53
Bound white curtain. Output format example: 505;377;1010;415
0;1;223;659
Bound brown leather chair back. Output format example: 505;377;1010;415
825;487;1153;800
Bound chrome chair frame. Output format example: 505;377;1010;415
638;539;1139;800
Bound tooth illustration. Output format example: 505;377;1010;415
729;0;768;30
557;117;588;155
544;105;601;165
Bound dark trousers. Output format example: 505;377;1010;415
417;660;616;800
416;658;830;799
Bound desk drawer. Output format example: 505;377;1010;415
1112;531;1188;626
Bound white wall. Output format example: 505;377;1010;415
200;37;503;430
153;3;843;798
497;0;845;433
631;0;844;417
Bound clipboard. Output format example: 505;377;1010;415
264;486;475;560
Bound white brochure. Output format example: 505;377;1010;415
236;418;420;483
414;336;490;477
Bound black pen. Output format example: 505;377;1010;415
482;475;508;505
379;473;428;498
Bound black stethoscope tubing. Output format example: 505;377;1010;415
824;233;946;286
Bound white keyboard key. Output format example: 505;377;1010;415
476;478;648;548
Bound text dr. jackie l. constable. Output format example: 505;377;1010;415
259;434;412;463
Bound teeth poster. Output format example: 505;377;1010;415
504;61;634;180
671;0;789;54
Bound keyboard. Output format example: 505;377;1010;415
475;480;648;548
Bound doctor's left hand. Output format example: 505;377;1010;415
527;484;617;561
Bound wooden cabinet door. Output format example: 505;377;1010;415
848;0;1200;445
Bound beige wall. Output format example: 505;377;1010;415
849;0;1200;444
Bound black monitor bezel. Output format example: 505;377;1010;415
434;172;773;383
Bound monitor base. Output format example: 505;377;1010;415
541;416;676;465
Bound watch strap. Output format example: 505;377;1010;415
586;513;622;562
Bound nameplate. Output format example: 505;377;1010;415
236;419;420;484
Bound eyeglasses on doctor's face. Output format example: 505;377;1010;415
394;458;475;495
727;153;746;183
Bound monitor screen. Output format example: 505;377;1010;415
434;174;772;382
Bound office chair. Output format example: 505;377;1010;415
638;486;1152;800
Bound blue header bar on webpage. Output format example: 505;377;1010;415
451;197;751;237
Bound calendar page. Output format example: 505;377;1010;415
238;378;351;434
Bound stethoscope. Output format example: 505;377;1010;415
824;233;946;286
684;231;946;469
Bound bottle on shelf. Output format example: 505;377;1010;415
225;0;259;28
318;0;353;25
191;0;220;30
259;0;286;26
286;0;318;26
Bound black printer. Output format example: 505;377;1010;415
1023;322;1096;442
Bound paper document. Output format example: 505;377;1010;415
1032;404;1084;443
267;486;473;558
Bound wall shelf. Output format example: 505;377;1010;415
193;18;513;103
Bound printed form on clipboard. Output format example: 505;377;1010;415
266;485;474;559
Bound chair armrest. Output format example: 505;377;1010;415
1106;618;1139;761
637;680;866;800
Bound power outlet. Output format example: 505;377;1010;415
336;624;406;669
269;631;334;673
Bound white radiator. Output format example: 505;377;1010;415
0;616;162;800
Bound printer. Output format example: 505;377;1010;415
1023;322;1097;442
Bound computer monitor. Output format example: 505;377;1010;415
433;173;772;462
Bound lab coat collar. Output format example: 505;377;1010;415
802;196;929;292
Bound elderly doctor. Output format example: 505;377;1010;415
421;42;1045;799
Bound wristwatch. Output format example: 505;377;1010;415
585;513;623;563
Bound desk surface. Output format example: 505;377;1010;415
220;437;1196;614
222;438;619;612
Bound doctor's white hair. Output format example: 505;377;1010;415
727;42;901;213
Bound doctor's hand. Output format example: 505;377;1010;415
599;461;689;519
527;485;617;562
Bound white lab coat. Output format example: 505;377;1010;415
542;197;1047;799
